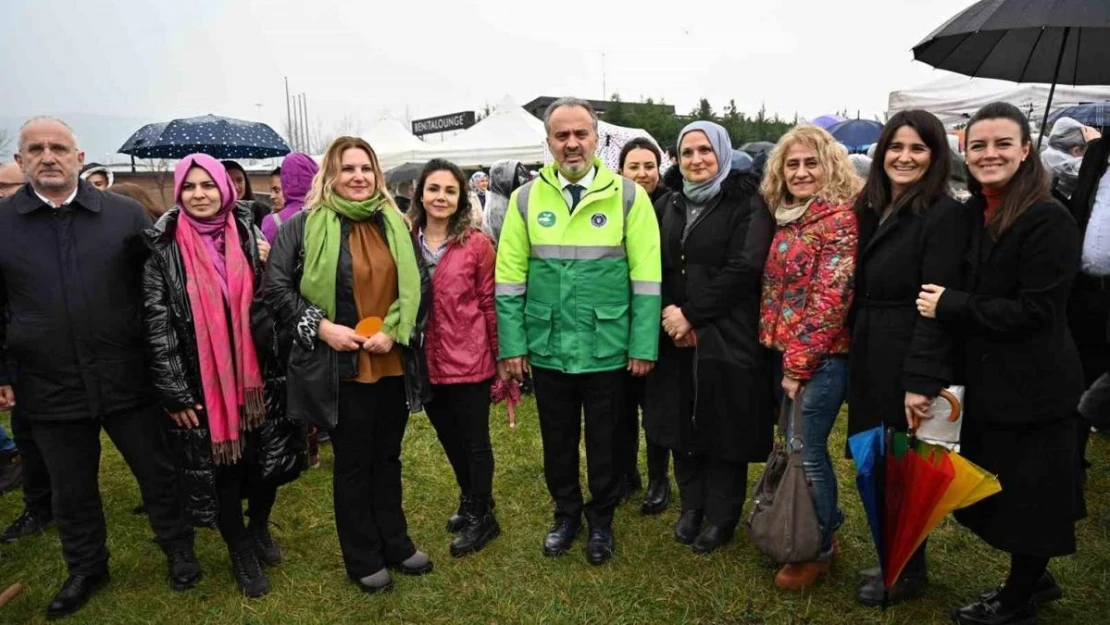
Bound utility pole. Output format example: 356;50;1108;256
284;76;293;146
601;53;607;100
301;94;311;153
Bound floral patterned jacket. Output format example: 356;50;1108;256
759;198;858;381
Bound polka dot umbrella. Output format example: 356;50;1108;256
117;114;290;160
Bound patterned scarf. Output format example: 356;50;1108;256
173;154;265;465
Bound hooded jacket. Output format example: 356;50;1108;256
484;160;530;245
759;198;858;380
261;153;319;243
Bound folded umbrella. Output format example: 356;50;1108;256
848;426;885;561
884;438;954;587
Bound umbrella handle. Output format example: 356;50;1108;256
910;389;961;431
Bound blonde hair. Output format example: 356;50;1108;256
304;136;399;213
759;125;862;209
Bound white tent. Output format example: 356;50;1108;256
356;118;428;170
418;96;546;167
543;119;669;172
888;71;1110;128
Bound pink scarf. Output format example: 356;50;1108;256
173;155;265;464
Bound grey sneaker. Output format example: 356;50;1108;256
358;568;393;594
397;550;433;576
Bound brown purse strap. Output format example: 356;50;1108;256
777;385;806;453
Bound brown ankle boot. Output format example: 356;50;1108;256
774;560;831;590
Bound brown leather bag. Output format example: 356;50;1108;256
745;387;822;564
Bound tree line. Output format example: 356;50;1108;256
602;95;797;150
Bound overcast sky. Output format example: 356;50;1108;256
3;0;975;145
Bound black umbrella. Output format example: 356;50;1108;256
913;0;1110;146
740;141;776;155
386;162;427;185
118;114;290;160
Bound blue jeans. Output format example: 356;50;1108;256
0;424;15;453
783;355;847;557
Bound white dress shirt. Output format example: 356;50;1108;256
556;167;596;212
34;185;79;209
1081;162;1110;276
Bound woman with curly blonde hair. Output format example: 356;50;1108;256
758;125;861;590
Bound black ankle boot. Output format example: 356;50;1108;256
450;500;500;558
229;542;270;598
446;495;470;533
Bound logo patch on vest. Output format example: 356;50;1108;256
590;213;608;228
537;211;557;228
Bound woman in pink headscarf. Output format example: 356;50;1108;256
141;154;307;599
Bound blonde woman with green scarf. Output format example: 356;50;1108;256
264;136;432;594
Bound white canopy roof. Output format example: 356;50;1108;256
888;71;1110;128
418;96;546;167
359;118;428;170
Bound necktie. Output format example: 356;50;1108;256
567;184;584;212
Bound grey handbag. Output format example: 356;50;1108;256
745;388;823;564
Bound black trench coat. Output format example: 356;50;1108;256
643;172;776;462
847;196;969;437
937;196;1085;557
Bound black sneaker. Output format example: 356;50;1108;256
0;451;23;494
166;545;203;591
1;508;53;543
229;543;270;598
251;523;282;567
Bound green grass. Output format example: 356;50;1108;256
1;402;1108;625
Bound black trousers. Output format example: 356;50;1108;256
214;432;278;549
615;373;670;484
331;378;415;579
673;453;749;529
532;367;623;530
1068;276;1110;468
29;404;194;576
10;408;52;518
425;379;495;509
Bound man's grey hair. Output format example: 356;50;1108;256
542;97;599;135
18;116;79;150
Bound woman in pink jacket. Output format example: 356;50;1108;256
408;159;501;558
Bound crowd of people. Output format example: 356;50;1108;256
0;94;1102;625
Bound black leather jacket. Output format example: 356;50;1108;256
142;203;306;527
263;209;432;430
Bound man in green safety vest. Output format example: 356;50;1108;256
495;97;661;565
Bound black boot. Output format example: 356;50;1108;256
446;495;470;533
229;541;270;598
858;545;928;606
674;510;703;545
250;522;282;567
450;500;500;558
640;477;671;515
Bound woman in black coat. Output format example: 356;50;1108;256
643;121;774;554
143;155;306;599
918;103;1085;625
848;110;970;606
615;137;673;515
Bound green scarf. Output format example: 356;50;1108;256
300;194;421;346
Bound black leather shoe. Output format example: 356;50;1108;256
979;570;1063;605
692;524;734;554
585;528;614;565
166;545;203;591
46;572;110;620
446;496;470;533
640;477;671;515
229;543;270;598
952;598;1036;625
450;510;500;558
674;510;703;545
858;570;927;606
543;517;580;557
1;508;53;543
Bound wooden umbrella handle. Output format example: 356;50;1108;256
938;388;962;422
0;581;23;608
